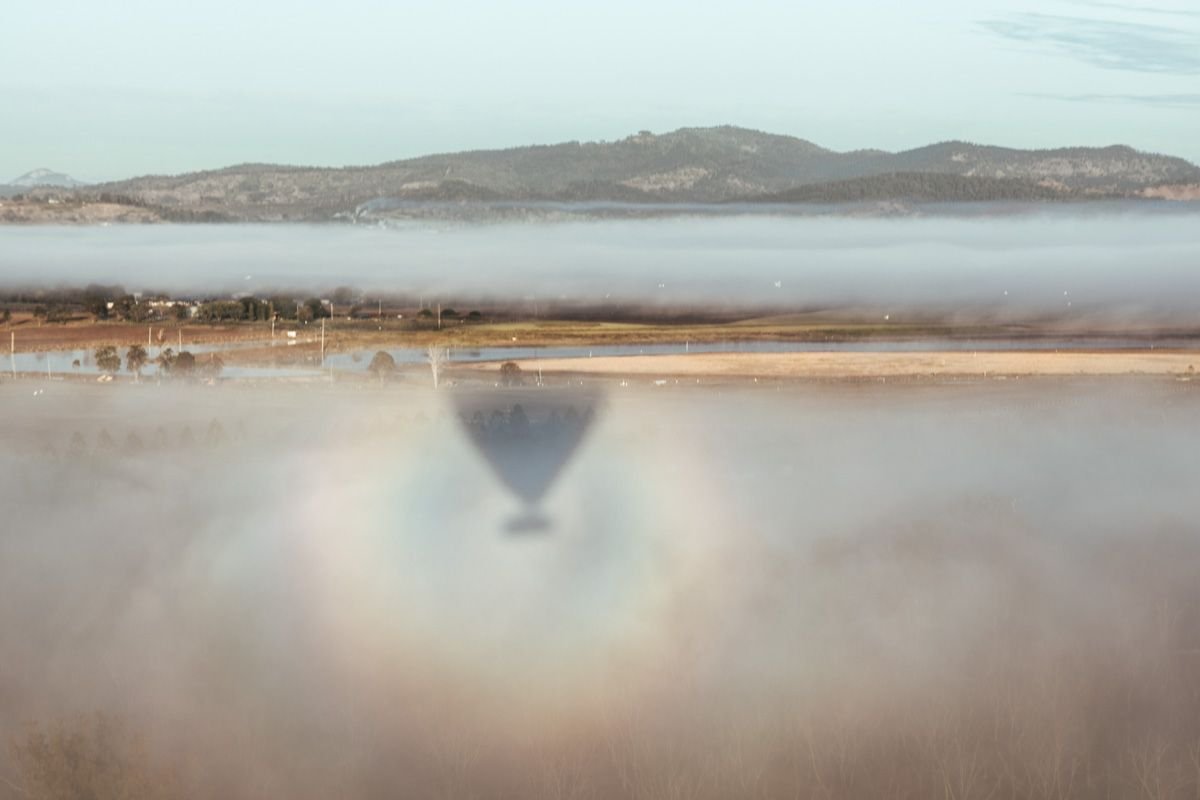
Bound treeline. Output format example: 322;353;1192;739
24;191;240;223
91;344;224;380
0;284;173;323
195;297;330;322
0;282;494;327
0;283;336;325
1;283;130;308
745;172;1082;204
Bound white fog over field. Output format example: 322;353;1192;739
2;381;1200;799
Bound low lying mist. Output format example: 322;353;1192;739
3;378;1200;798
3;211;1200;323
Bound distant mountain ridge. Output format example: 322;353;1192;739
10;168;86;188
11;127;1200;221
0;168;87;199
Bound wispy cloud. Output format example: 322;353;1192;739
1026;92;1200;108
980;13;1200;74
1065;0;1200;19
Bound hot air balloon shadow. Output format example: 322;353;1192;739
454;389;601;533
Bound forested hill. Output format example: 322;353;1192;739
9;127;1199;222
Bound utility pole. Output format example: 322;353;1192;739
10;331;15;380
320;317;326;366
178;328;182;352
437;303;442;331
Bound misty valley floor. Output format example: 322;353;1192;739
2;378;1200;799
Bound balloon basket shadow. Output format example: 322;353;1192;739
505;508;552;535
453;387;603;536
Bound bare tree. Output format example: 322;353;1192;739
200;352;224;381
426;345;449;389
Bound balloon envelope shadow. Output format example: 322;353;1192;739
454;388;601;533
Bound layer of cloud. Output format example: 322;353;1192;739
1066;0;1200;19
981;12;1200;74
1026;91;1200;108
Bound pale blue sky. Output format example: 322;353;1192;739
2;0;1198;182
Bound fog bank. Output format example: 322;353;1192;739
2;379;1200;798
3;212;1200;320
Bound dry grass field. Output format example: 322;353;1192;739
2;314;268;351
0;313;1104;354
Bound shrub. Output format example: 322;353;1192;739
368;351;398;381
173;351;196;376
500;361;524;387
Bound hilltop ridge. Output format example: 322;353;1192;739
5;126;1199;222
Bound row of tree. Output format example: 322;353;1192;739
195;296;330;322
2;285;489;327
58;420;232;457
367;347;453;388
93;345;223;380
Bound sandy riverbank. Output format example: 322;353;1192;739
482;350;1200;379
